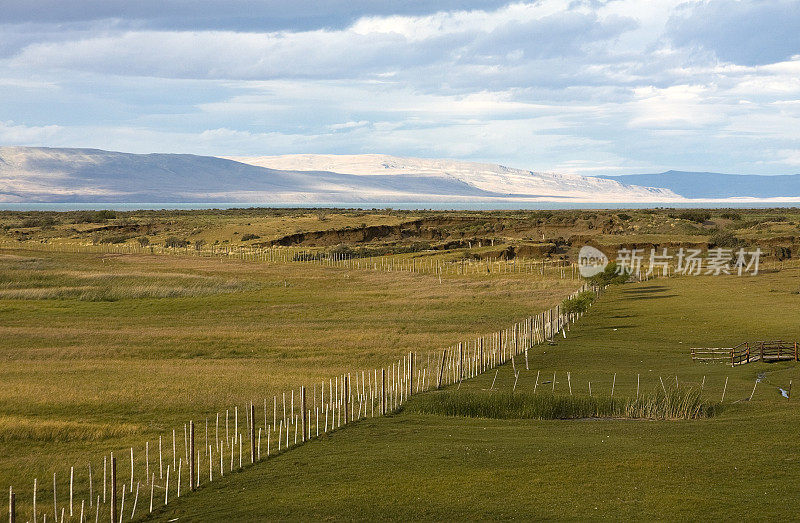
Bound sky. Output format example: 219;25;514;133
1;0;800;175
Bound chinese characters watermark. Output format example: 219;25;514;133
614;247;761;276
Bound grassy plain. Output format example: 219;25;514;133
152;268;800;520
2;207;800;520
0;247;576;517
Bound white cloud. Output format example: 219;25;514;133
0;120;62;143
1;0;800;175
772;149;800;166
2;3;638;83
628;85;728;129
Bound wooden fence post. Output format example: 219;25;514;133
381;368;386;415
300;386;307;443
437;350;448;389
458;343;463;381
409;352;415;397
111;456;117;523
189;421;195;491
8;487;14;523
344;376;350;423
250;403;256;461
498;331;503;363
480;338;484;373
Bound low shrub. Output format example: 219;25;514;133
708;230;741;248
92;233;132;244
18;215;58;228
73;210;117;223
586;261;629;285
675;210;711;223
164;236;189;248
561;290;595;314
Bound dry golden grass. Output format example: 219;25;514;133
0;246;576;507
0;416;142;443
0;257;257;301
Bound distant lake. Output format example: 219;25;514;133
1;201;798;211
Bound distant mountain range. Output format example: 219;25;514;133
2;147;799;204
0;147;681;203
596;171;800;199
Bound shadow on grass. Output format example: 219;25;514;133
622;285;678;300
622;285;670;294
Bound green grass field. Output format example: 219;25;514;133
149;268;800;520
0;247;576;519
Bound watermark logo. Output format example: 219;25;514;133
578;245;609;277
614;247;761;276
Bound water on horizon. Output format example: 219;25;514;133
1;201;798;212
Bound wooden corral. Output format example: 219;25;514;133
691;341;799;366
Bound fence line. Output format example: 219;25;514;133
0;240;580;280
692;340;799;366
4;279;596;522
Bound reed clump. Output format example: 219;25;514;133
406;388;718;420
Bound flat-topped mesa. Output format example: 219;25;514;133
225;153;683;202
0;146;683;203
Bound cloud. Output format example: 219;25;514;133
667;0;800;66
771;149;800;166
3;6;640;85
0;120;62;143
0;1;514;32
627;84;728;129
1;0;800;175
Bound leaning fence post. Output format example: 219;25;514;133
111;456;117;523
437;350;448;389
189;421;195;491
